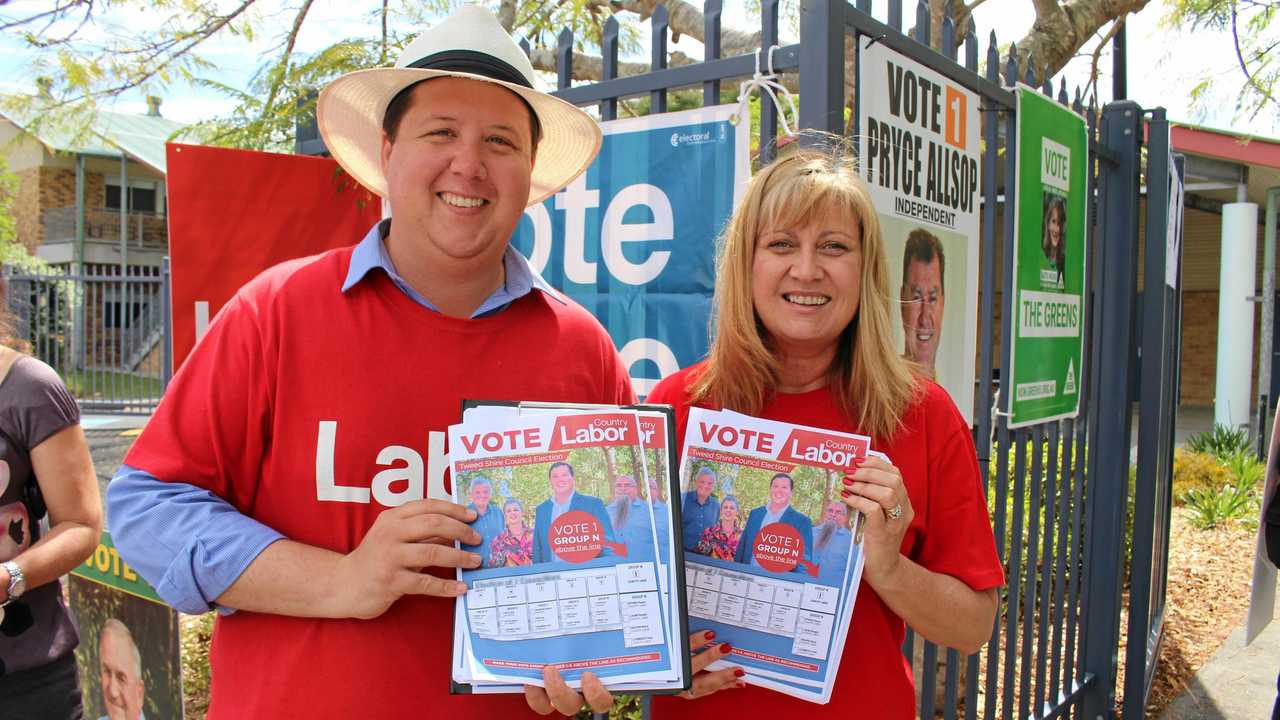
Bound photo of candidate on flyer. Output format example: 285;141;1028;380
681;461;852;586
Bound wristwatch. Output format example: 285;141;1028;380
1;560;25;605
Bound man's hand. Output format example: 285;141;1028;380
332;499;483;619
524;667;613;716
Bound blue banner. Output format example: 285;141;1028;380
511;106;749;395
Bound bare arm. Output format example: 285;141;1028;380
0;424;103;599
862;552;998;654
842;456;999;654
213;499;484;619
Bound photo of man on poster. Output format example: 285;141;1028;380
735;473;815;571
460;477;504;568
531;462;618;564
900;228;947;377
681;467;721;553
98;619;145;720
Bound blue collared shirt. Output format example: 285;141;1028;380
107;220;562;615
343;219;562;317
551;491;576;522
680;491;720;552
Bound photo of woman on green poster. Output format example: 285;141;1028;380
1041;192;1068;288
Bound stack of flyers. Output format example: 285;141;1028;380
449;402;691;695
676;407;880;704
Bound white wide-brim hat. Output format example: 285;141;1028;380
318;4;601;207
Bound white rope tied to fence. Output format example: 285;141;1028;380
730;45;798;138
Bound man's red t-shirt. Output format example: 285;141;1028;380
126;246;635;718
647;363;1004;719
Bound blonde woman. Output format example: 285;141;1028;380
647;143;1003;716
695;494;742;561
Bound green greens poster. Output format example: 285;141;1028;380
1009;86;1088;428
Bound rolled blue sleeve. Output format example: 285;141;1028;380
107;464;285;615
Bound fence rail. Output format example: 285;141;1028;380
3;263;169;414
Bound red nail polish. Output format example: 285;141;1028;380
705;630;716;641
842;477;854;486
720;643;733;654
841;489;852;497
734;668;745;677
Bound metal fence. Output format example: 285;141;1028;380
548;1;1180;717
2;262;170;414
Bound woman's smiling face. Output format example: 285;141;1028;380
750;204;863;359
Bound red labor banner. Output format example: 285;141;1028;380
165;143;381;370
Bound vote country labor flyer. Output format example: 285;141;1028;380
677;407;869;703
449;406;688;693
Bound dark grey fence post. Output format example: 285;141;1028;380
703;0;722;107
758;0;780;162
600;18;619;121
650;5;669;114
798;0;844;136
1125;107;1174;718
1080;100;1143;720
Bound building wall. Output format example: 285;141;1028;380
1175;204;1273;410
14;167;40;252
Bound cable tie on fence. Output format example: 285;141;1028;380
729;45;798;138
863;33;887;50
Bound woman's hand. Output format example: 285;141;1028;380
679;630;745;700
523;667;613;716
840;455;913;587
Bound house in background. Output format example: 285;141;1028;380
0;95;182;276
0;97;184;409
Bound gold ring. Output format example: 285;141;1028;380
886;504;903;520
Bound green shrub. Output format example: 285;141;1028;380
1172;449;1232;501
1185;424;1253;459
1184;484;1258;529
1222;449;1265;489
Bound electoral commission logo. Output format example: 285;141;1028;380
670;124;726;148
511;115;740;395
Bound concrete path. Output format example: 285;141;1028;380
1159;615;1280;720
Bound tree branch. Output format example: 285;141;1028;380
380;0;389;66
497;0;516;32
1084;16;1125;107
0;0;87;33
259;0;316;126
1230;0;1278;110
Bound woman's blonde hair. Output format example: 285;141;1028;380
719;495;742;531
690;140;919;440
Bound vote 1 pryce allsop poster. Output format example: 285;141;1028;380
858;40;981;424
1008;86;1088;428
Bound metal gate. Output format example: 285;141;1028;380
2;262;171;414
551;0;1180;717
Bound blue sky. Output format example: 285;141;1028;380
0;0;1274;138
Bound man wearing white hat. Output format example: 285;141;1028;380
106;6;748;718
